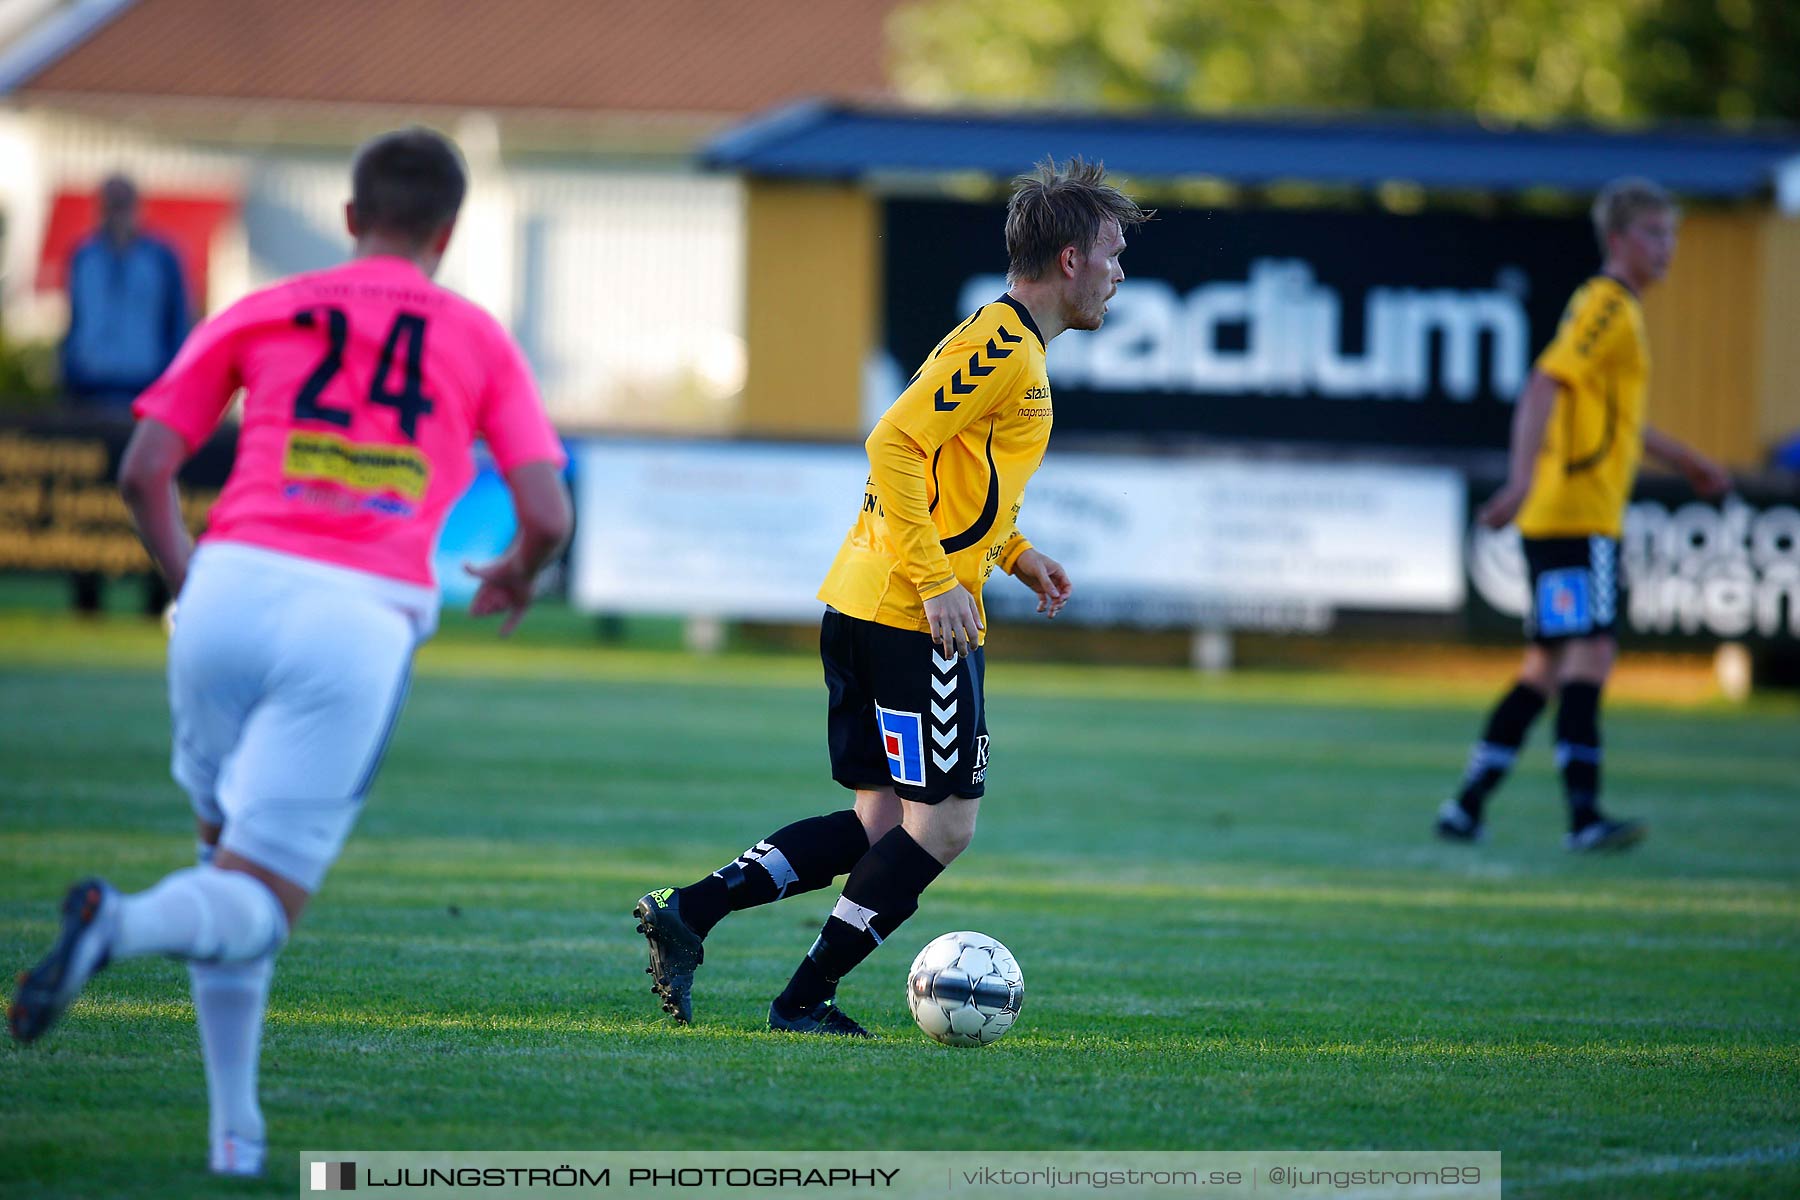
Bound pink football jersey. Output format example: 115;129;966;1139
135;256;564;587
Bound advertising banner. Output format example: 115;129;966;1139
570;440;868;620
0;413;232;577
569;440;1465;630
977;456;1465;629
1464;477;1800;646
0;414;547;604
881;200;1595;450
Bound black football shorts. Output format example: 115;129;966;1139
1522;535;1622;644
820;607;989;804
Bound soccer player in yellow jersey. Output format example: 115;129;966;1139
1436;178;1729;852
634;159;1149;1034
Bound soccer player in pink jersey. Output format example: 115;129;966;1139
8;128;572;1177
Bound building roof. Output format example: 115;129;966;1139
705;102;1800;199
3;0;898;115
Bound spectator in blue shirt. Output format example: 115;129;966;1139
62;174;188;615
61;174;190;408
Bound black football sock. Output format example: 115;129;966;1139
775;827;945;1016
1455;682;1548;820
676;809;868;939
1556;681;1604;831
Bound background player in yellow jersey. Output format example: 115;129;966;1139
634;159;1149;1035
1436;178;1729;852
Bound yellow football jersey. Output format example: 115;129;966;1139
1517;276;1649;540
818;296;1052;641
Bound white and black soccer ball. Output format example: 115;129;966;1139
906;930;1024;1047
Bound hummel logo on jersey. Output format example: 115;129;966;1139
1576;296;1620;357
935;325;1023;412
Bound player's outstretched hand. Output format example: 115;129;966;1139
465;552;539;637
1477;482;1529;530
922;584;983;658
1012;548;1072;618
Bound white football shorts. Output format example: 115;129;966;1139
168;542;439;893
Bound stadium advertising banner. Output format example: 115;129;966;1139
880;200;1595;449
0;414;556;603
569;440;1465;629
571;440;869;621
975;456;1465;630
1466;477;1800;645
0;413;232;576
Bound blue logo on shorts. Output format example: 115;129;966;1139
1536;568;1593;637
875;703;926;787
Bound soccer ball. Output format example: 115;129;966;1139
906;930;1024;1047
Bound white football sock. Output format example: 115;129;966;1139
111;866;287;962
191;953;275;1171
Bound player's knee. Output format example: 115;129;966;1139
235;873;293;956
254;874;306;934
1517;668;1554;696
855;800;902;844
1518;650;1555;693
922;818;976;864
1594;638;1618;673
189;864;291;961
1561;636;1617;683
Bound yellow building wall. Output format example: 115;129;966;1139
739;182;878;438
1641;211;1762;467
1752;215;1800;453
734;187;1794;462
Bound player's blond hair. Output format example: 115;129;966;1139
1005;157;1151;284
1591;177;1677;254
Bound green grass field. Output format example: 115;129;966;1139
2;608;1797;1199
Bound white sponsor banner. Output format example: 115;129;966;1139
570;441;1465;625
570;441;865;620
1011;457;1465;615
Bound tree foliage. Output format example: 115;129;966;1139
888;0;1798;125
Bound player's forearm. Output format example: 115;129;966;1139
1504;372;1558;488
507;520;566;579
503;461;573;577
119;476;192;592
118;418;194;591
867;420;957;599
